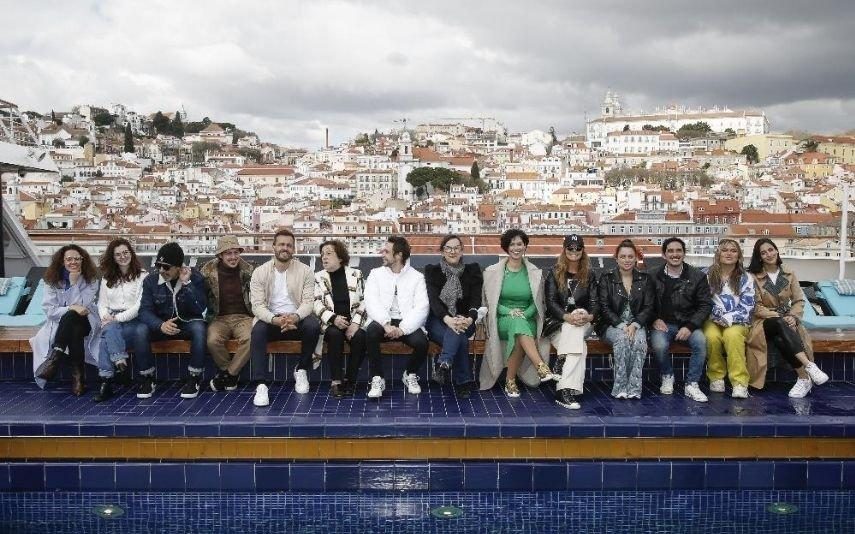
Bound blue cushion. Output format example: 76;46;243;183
0;278;26;315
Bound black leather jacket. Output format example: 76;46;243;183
542;267;599;337
596;268;656;334
649;262;713;331
424;262;483;322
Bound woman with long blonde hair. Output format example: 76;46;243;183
703;239;755;398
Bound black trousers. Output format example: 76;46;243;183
324;325;367;382
53;311;91;364
763;317;806;370
362;322;428;378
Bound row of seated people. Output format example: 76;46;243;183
29;229;829;411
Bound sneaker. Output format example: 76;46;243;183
612;391;628;399
788;378;812;398
253;383;270;407
709;379;726;393
804;362;829;385
223;373;239;391
660;375;674;395
180;374;202;399
367;376;385;399
136;376;156;399
504;378;520;398
536;362;558;382
433;362;450;385
731;384;749;399
209;371;227;392
627;392;641;399
294;369;310;394
455;383;472;399
684;382;708;403
330;382;346;398
556;389;581;410
402;371;422;394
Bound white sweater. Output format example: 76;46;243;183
364;262;429;335
97;272;146;322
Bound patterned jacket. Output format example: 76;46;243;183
707;271;755;326
313;266;368;333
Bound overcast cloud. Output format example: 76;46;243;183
2;0;853;147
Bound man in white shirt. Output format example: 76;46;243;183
248;229;320;406
362;236;429;398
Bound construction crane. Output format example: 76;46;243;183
393;118;410;133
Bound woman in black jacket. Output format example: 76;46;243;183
597;239;656;399
543;234;598;410
424;234;483;398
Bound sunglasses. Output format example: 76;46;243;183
157;264;176;271
565;246;583;252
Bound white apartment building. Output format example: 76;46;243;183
603;131;679;154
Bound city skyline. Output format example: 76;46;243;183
2;1;854;148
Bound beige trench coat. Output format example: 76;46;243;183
479;257;550;391
746;266;814;389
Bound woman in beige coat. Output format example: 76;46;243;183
746;238;829;397
480;229;554;396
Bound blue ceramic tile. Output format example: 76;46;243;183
500;424;536;438
116;464;150;490
464;463;498;490
498;463;532;491
603;462;637;490
187;463;220;491
150;464;185;491
568;462;602;490
360;463;396;491
254;424;290;437
395;464;429;491
775;423;810;437
807;462;842;489
429;464;464;491
220;463;255;491
569;425;605;438
78;424;115;437
604;424;639;437
774;462;807;489
44;423;80;437
741;424;776;437
149;423;185;437
705;462;739;489
430;424;466;438
254;464;289;491
185;424;220;437
44;464;79;491
291;463;325;491
672;424;708;437
843;461;855;489
325;463;360;491
671;462;705;490
80;464;114;491
707;424;742;437
638;425;673;437
811;424;846;437
465;424;501;438
113;423;149;437
219;424;254;437
636;463;671;489
740;461;774;489
8;424;44;436
532;463;567;490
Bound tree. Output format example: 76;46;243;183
52;138;65;148
803;139;819;153
191;141;220;163
724;128;736;136
406;167;433;197
124;124;135;153
77;135;89;147
622;124;630;132
676;121;712;140
642;124;670;132
740;144;759;164
470;161;480;182
92;110;114;127
152;111;170;136
171;111;184;138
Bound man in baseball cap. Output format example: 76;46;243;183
201;236;254;393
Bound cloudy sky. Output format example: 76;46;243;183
2;0;853;147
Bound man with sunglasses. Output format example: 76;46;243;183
136;242;208;400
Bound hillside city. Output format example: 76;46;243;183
2;93;854;260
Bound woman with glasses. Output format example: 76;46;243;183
703;239;755;399
481;229;556;398
746;238;828;398
543;234;598;410
424;234;483;399
597;239;655;399
30;245;100;396
92;238;146;402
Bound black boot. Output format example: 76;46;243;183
93;380;114;403
35;348;65;381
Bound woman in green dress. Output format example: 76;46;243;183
481;229;556;397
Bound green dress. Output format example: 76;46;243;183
497;264;537;360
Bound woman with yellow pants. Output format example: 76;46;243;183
703;239;755;399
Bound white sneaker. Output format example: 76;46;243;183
788;378;813;398
367;376;385;398
294;369;310;394
804;363;829;385
709;379;726;393
684;382;708;403
402;371;422;394
731;385;749;399
660;375;674;395
613;391;628;399
253;383;270;407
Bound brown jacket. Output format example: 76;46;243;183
746;266;814;389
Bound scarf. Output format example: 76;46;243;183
439;259;465;316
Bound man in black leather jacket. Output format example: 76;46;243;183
649;237;713;403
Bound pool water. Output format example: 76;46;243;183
0;490;852;533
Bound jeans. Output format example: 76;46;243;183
133;319;207;377
426;315;475;386
97;319;139;378
604;325;647;397
649;323;707;384
249;316;321;384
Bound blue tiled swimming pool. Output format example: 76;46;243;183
0;490;852;533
